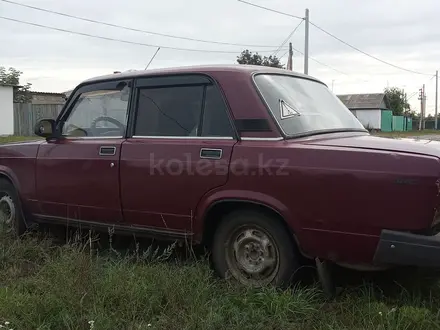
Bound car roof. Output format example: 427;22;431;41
81;64;326;86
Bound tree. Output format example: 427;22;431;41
237;50;284;69
383;86;410;116
0;66;32;103
405;110;419;120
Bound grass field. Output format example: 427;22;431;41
0;226;438;330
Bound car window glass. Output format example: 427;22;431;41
62;86;130;137
201;85;234;137
254;74;364;136
134;85;204;137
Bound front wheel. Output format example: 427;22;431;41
0;178;26;237
211;210;299;288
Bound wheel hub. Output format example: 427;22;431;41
0;195;15;227
229;227;279;284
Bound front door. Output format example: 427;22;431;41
35;79;132;224
120;75;237;234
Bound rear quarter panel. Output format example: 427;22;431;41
197;139;440;264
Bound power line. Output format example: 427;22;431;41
407;91;419;101
278;49;289;60
236;0;433;76
277;46;348;76
309;58;349;76
0;0;287;49
407;75;436;101
309;21;432;76
272;19;304;57
236;2;351;76
288;43;349;75
0;16;284;54
0;13;347;75
237;0;303;20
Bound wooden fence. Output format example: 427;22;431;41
13;103;63;136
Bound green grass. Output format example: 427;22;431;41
372;129;440;138
0;227;438;330
0;135;42;144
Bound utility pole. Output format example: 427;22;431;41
304;8;309;75
419;85;426;130
287;42;293;71
423;84;426;129
419;86;423;130
435;70;438;130
404;91;408;130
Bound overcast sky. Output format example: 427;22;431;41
1;0;439;114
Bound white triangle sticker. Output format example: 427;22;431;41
280;101;299;119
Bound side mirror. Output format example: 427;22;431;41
34;119;57;138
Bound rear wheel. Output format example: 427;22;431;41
0;178;26;237
211;210;299;288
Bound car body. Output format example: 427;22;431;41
1;64;440;287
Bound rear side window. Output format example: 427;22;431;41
134;86;203;137
201;85;234;137
134;81;234;138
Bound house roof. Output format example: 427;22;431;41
63;89;73;98
337;93;390;110
30;91;66;96
0;83;18;88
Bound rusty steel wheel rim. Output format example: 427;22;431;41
0;195;16;232
225;224;280;286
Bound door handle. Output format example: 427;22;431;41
200;148;222;160
99;146;116;156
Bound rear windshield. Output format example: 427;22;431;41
254;74;366;137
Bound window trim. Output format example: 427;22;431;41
55;79;134;140
127;73;239;140
131;136;235;140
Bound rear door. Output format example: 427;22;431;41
120;74;237;234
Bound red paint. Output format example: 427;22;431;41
1;65;440;267
35;138;124;223
120;138;236;231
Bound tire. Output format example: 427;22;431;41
0;178;26;237
211;210;299;288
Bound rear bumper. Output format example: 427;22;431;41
373;229;440;268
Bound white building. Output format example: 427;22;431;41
337;93;393;132
0;84;14;136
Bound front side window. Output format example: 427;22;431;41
61;85;130;137
254;74;366;137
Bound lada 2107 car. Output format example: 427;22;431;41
1;64;440;288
